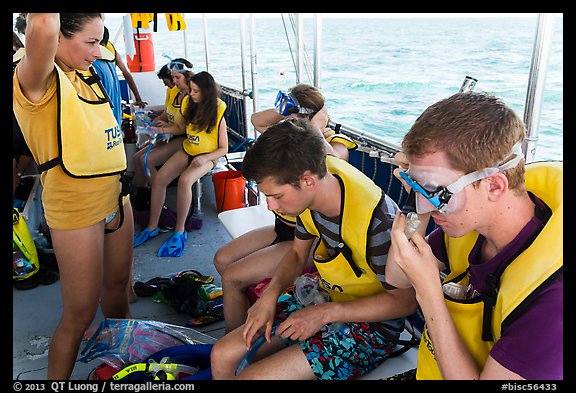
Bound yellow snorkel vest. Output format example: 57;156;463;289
325;133;358;151
130;13;156;29
101;42;117;63
165;86;189;126
299;155;385;302
37;64;126;178
416;161;563;379
182;99;226;156
165;13;187;31
273;211;297;226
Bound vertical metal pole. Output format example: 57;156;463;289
522;13;556;163
182;13;188;61
249;13;258;136
295;13;304;84
313;13;322;88
239;14;250;138
193;179;203;216
202;14;210;72
240;14;247;96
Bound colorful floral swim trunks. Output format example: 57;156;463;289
273;294;398;380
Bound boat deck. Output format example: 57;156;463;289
13;166;419;381
13;173;229;380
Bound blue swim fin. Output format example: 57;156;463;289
157;231;187;257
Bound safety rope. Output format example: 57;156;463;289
281;13;314;85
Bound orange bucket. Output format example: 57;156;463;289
127;32;155;72
212;170;246;213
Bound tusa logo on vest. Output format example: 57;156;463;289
422;328;436;358
187;134;200;146
105;125;124;150
319;276;343;293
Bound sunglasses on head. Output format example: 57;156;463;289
168;61;192;73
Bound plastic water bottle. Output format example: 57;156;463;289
322;321;351;338
129;101;136;119
293;274;351;338
404;212;421;240
135;110;146;128
32;230;50;249
442;282;468;299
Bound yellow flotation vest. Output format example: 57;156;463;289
101;41;117;63
299;155;385;302
165;86;189;126
416;161;563;379
165;13;187;31
182;98;226;156
37;64;126;178
13;208;39;281
274;211;297;226
325;133;358;151
130;13;156;29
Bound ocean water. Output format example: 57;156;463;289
75;14;567;161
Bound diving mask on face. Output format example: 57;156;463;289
399;142;524;214
274;90;315;116
168;61;193;73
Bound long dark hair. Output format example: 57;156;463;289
183;71;220;133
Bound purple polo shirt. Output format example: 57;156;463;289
428;192;563;379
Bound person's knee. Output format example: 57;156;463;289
210;338;236;378
220;266;244;290
61;303;98;333
151;172;170;189
102;268;131;296
213;248;233;274
177;175;196;191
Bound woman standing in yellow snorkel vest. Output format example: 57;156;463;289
13;13;134;380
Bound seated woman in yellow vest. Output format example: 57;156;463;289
134;71;228;257
131;58;194;209
13;13;133;380
214;83;357;333
386;92;562;380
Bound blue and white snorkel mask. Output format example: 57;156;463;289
399;142;525;214
168;61;193;73
274;90;315;116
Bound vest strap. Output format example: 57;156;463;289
480;196;553;341
38;157;62;173
105;172;131;234
481;273;498;341
337;242;363;278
